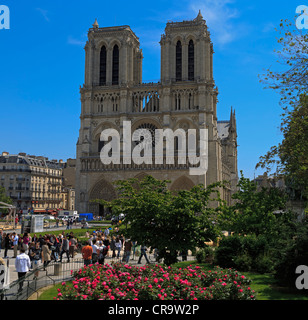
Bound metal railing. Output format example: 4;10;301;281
0;258;85;301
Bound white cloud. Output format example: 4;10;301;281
67;36;86;47
189;0;240;45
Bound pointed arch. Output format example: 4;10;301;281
170;175;195;192
99;45;107;85
112;44;119;85
176;40;182;81
89;179;117;216
188;39;194;81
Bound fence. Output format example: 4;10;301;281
0;258;85;301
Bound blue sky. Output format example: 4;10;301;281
0;0;303;179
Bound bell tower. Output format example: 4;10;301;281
84;19;143;87
160;10;213;84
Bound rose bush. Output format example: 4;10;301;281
54;262;256;300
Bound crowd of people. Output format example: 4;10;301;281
0;226;154;292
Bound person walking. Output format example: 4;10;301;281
22;233;30;255
138;245;150;264
0;229;3;255
41;240;51;270
3;233;10;258
59;236;70;263
69;235;77;258
82;240;93;266
115;236;122;259
29;242;41;279
11;232;19;258
91;239;99;263
123;239;133;263
15;248;31;293
110;236;116;258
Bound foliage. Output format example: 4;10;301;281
0;186;13;214
271;218;308;287
224;172;287;237
54;262;256;300
214;235;273;274
195;246;215;263
95;175;224;265
258;17;308;204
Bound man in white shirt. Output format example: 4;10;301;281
15;248;31;292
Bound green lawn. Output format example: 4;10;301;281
37;260;308;301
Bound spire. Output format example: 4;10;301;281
194;9;204;21
92;18;99;29
229;106;237;131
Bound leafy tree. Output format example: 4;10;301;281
226;172;288;237
258;17;308;204
95;176;223;265
0;186;13;215
260;18;308;107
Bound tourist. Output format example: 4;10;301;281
82;240;93;266
69;235;77;258
0;229;3;254
41;240;52;270
110;236;116;258
15;248;31;292
22;232;31;254
91;239;99;263
11;232;19;258
3;233;10;258
59;236;70;263
115;236;122;258
29;242;42;279
138;245;150;264
123;238;133;263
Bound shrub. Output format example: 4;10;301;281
196;246;214;263
214;234;274;273
55;262;256;300
254;254;274;274
233;251;253;271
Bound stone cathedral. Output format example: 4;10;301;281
75;11;238;215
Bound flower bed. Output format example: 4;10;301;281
55;262;256;300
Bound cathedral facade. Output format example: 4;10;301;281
75;11;238;215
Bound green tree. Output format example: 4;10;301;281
95;176;223;265
258;17;308;204
0;186;13;215
227;172;288;237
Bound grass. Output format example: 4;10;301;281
37;260;308;301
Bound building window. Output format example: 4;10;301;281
112;44;119;85
188;40;194;81
99;46;107;86
176;40;182;81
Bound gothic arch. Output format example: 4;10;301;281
89;178;117;216
134;172;149;181
170;175;195;192
93;121;119;140
131;117;162;131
